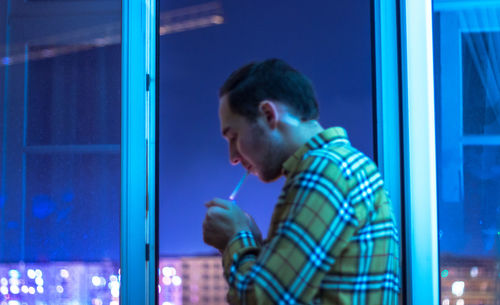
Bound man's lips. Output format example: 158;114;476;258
242;162;253;173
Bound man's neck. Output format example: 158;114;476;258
288;120;324;154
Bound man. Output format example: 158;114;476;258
203;59;400;304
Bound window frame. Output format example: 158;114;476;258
120;0;158;304
374;0;439;304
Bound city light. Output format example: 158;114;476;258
162;276;171;286
21;285;29;294
10;285;20;295
110;287;119;298
172;275;182;286
8;270;20;279
92;276;101;287
469;266;478;278
212;15;224;24
27;269;36;279
456;299;464;305
441;269;449;277
162;266;176;277
109;280;120;298
9;278;19;286
451;281;465;297
108;280;119;290
0;262;121;303
56;285;64;293
60;269;70;279
0;286;8;295
10;257;492;304
35;269;43;278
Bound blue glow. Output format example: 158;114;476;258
7;221;18;229
31;195;55;219
441;269;449;278
8;269;20;278
62;191;74;203
1;57;11;65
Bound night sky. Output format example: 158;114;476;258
158;0;374;255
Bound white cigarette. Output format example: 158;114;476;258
229;171;249;201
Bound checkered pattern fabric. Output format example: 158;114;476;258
222;127;400;305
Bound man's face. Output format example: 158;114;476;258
218;95;284;182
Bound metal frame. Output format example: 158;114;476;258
375;0;439;304
372;0;403;242
121;0;157;303
372;0;405;303
401;0;439;304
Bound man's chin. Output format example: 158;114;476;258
257;170;282;183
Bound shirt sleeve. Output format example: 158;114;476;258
222;154;366;305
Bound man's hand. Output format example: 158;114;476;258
244;212;263;245
203;198;262;252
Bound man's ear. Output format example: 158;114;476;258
258;101;279;129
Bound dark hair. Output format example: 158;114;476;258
219;59;319;122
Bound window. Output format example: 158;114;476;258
0;1;121;303
158;1;375;304
433;4;500;305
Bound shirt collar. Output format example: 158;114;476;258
282;127;349;177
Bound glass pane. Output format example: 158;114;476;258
433;4;500;305
159;1;376;304
462;32;500;136
25;154;120;261
27;46;121;146
0;1;121;303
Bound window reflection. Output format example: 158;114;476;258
0;1;121;303
434;4;500;305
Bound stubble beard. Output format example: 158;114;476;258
256;139;287;183
248;120;287;183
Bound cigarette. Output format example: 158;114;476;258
229;171;249;201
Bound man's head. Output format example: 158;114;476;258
219;58;319;122
218;59;322;182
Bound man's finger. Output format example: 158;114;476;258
204;197;233;209
206;205;228;218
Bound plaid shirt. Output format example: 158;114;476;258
222;127;400;305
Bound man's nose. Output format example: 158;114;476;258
229;145;241;165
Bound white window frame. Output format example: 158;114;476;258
401;1;439;304
375;0;439;304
